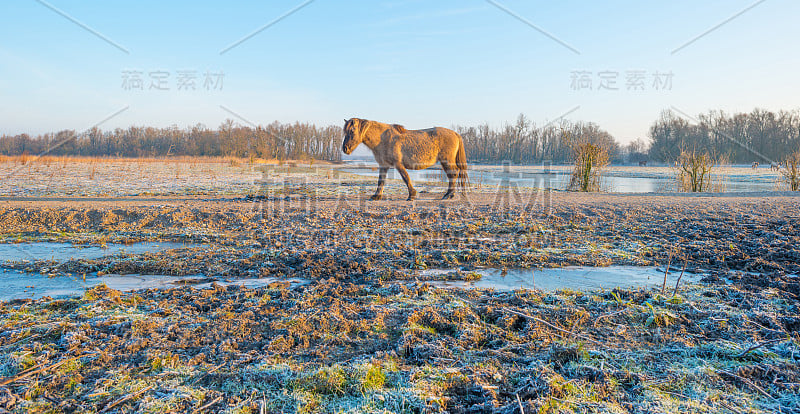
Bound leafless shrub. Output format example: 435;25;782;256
675;149;720;192
782;151;800;191
567;135;609;192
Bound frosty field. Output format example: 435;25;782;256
0;157;798;413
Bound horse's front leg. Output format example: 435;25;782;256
395;165;417;201
370;167;388;201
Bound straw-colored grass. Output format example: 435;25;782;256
0;154;332;166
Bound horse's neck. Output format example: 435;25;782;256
363;121;390;149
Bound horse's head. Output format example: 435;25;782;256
342;118;366;154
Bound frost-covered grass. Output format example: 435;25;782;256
0;278;798;413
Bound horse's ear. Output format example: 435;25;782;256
392;124;407;134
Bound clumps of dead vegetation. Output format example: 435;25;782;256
0;277;798;413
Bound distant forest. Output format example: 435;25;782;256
0;120;343;161
649;109;800;164
1;108;798;165
455;115;619;165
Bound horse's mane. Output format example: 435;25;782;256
391;124;407;134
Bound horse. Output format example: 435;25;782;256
752;162;760;169
771;162;782;171
638;160;647;167
342;118;468;201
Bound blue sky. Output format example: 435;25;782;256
1;0;798;144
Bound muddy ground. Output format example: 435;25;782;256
0;193;798;285
0;159;799;413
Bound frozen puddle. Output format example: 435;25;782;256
420;266;701;292
0;270;308;301
0;241;198;263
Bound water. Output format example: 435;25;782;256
471;171;674;193
0;241;311;301
420;266;700;292
341;163;785;193
0;241;197;263
0;270;308;301
0;264;698;300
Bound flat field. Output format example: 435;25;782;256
0;157;798;413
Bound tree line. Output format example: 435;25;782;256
0;120;344;161
2;108;798;165
454;114;620;164
648;108;800;164
0;115;621;164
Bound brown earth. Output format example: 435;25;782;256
0;191;799;412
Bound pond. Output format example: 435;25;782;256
0;241;198;263
420;266;701;292
0;270;309;301
341;163;786;193
1;264;701;301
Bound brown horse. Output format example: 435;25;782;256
342;118;468;200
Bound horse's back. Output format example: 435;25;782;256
397;127;461;170
416;127;461;143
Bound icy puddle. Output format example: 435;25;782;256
0;270;309;301
0;241;198;263
421;266;701;291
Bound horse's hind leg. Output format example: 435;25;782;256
396;165;417;201
370;167;388;201
440;160;457;200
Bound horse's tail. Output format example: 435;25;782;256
456;138;469;194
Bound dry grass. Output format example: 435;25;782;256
0;154;333;166
0;278;797;413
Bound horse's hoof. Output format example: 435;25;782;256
442;192;455;200
369;194;383;201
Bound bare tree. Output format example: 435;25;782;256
650;108;800;164
0;120;344;161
